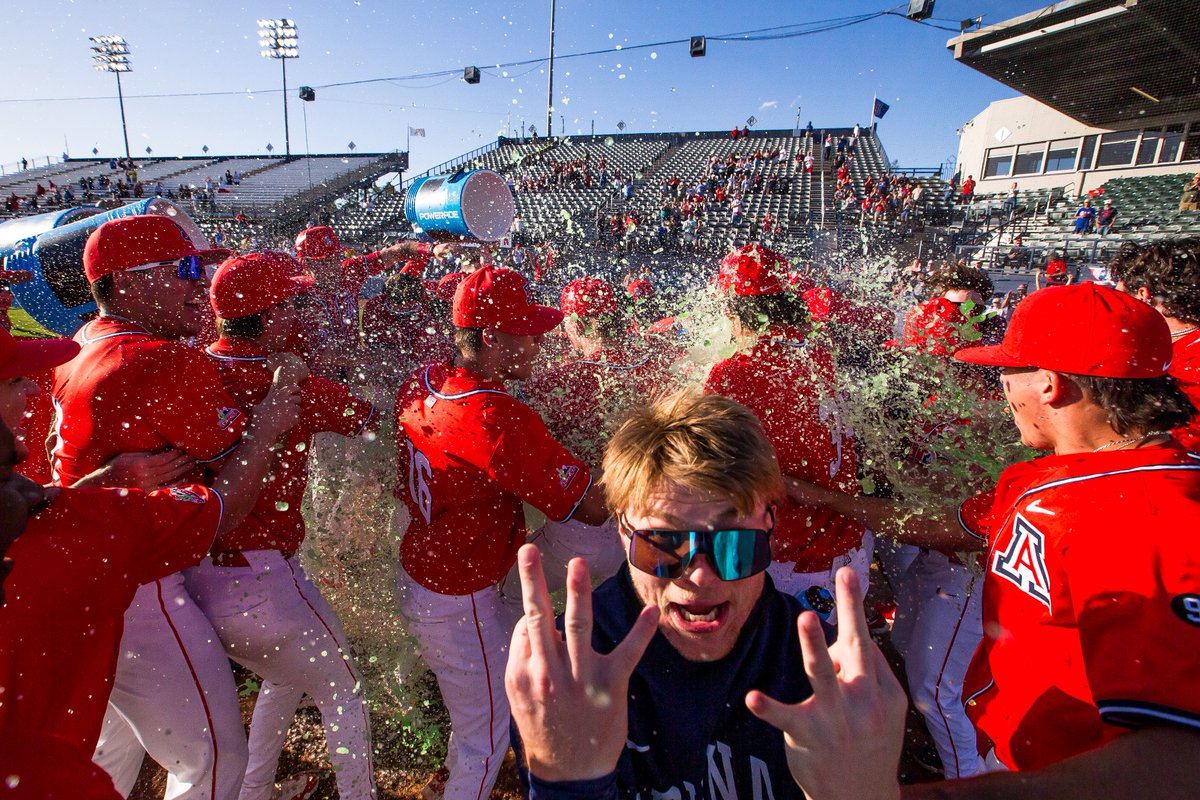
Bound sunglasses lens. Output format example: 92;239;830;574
708;529;771;581
177;255;205;280
629;531;691;580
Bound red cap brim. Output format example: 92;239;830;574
0;337;81;379
953;343;1031;369
197;247;234;266
497;305;564;336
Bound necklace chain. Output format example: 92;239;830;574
1171;326;1198;338
1093;431;1170;452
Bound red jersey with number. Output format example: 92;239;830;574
0;485;222;754
205;338;376;554
524;342;671;467
958;443;1200;771
394;362;590;595
1170;328;1200;451
705;333;864;571
50;317;246;486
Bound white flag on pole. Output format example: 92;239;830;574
408;127;426;137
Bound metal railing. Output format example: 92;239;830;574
955;238;1146;272
400;140;505;191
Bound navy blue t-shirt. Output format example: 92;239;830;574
523;565;814;800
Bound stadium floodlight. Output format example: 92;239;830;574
89;35;133;160
257;18;299;158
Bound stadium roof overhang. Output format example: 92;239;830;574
947;0;1200;128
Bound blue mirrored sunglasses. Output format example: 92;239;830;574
619;513;773;582
126;255;206;281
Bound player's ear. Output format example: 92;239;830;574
480;328;499;349
1044;370;1073;404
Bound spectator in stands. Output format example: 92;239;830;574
1097;199;1118;236
960;175;976;205
1180;172;1200;211
1002;181;1018;219
1073;198;1097;235
20;158;27;171
1037;250;1073;289
1003;235;1029;270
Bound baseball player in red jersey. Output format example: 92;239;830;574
394;266;609;800
292;225;452;380
51;216;301;800
360;270;455;395
187;251;378;800
897;265;994;358
781;284;1200;797
0;326;301;798
1110;238;1200;450
703;245;870;626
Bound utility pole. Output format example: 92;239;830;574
546;0;557;138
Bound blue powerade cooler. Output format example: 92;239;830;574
404;169;515;242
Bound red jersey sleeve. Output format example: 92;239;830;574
301;377;378;437
341;252;387;297
957;487;998;543
1061;516;1200;734
144;346;246;462
120;484;223;583
485;402;591;522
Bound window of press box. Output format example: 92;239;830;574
1045;139;1079;173
984;147;1013;178
1095;131;1139;168
1013;143;1045;175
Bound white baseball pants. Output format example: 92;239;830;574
185;551;376;800
766;530;875;627
889;550;985;779
93;574;248;800
394;568;520;800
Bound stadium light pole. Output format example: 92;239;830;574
89;35;132;161
258;18;299;158
546;0;556;139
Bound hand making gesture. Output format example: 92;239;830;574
505;544;659;783
747;567;907;800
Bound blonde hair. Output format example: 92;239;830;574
602;389;784;518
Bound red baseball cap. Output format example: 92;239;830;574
83;216;231;284
718;244;788;295
209;251;315;319
452;266;562;335
561;277;618;317
294;226;341;261
434;271;467;302
627;278;656;300
955;283;1172;378
0;326;80;380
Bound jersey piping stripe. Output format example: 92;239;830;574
210;488;225;539
203;345;266;362
422;365;509;401
153;578;222;800
931;570;982;777
353;405;377;438
468;593;500;800
197;439;240;465
554;473;593;524
79;320;151;344
1097;700;1200;731
958;460;1200;542
963;679;994;706
282;557;376;782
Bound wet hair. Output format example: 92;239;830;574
90;275;116;306
1065;372;1195;436
1108;239;1200;323
726;292;808;333
603;389;785;518
454;326;484;356
384;272;426;307
217;312;266;339
925;263;993;298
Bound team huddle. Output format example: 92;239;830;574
1;215;1199;800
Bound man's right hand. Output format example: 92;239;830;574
265;351;310;386
253;367;303;442
505;544;659;783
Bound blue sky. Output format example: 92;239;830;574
3;1;1049;176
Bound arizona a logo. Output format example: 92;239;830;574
992;512;1052;611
